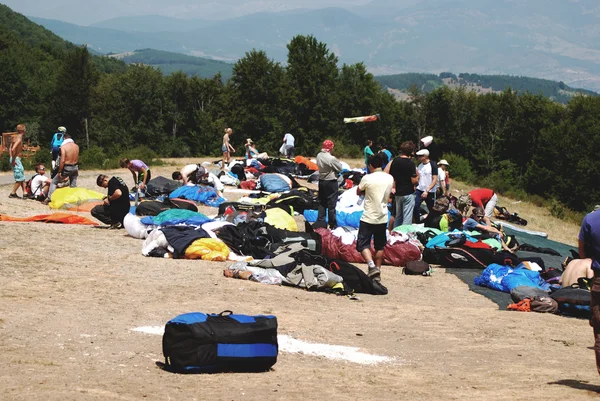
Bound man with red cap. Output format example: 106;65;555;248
317;139;342;229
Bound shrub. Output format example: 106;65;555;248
443;152;475;183
330;139;362;159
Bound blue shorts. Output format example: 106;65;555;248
222;145;228;153
11;157;25;182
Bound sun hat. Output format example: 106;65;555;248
438;159;449;166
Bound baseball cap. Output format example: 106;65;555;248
416;149;429;156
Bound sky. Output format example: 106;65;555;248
1;0;373;25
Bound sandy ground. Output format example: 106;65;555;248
0;161;598;401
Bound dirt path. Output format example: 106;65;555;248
0;164;598;400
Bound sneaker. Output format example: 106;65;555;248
368;266;381;282
109;222;123;230
8;193;20;199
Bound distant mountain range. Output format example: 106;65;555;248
25;0;600;92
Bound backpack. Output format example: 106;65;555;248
403;260;432;276
432;196;450;213
162;311;278;374
25;174;45;200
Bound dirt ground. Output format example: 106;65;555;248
0;160;598;401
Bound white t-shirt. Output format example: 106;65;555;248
283;133;295;147
181;164;198;180
417;161;438;193
30;174;49;196
358;170;393;225
206;172;224;191
438;169;446;187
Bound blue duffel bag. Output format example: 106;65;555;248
162;310;278;373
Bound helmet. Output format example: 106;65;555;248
323;139;334;150
58;126;67;132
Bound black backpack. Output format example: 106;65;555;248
162;311;278;374
403;260;432;276
326;259;388;295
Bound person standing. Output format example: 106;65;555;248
436;159;449;197
356;154;394;282
50;126;66;170
363;139;374;169
47;133;79;201
413;149;438;222
120;158;151;191
8;124;26;198
222;128;235;169
316;139;342;229
579;208;600;375
386;141;418;227
282;133;295;159
91;174;130;228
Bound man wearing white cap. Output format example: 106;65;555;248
50;126;66;170
437;159;450;197
414;149;438;222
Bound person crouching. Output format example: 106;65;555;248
91;174;130;229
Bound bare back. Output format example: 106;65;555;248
10;134;23;159
223;133;229;146
61;142;80;165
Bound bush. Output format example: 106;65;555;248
79;145;115;169
330;139;362;159
119;145;164;167
443;153;475;183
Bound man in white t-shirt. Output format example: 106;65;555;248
28;163;51;200
282;133;295;158
356;154;394;282
414;149;438;222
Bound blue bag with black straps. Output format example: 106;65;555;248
162;310;278;373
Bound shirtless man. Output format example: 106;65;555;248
560;258;594;287
47;133;79;201
8;124;26;198
222;128;235;170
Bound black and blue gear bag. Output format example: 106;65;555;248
162;310;278;373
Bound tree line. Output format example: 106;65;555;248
1;17;599;213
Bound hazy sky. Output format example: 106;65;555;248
2;0;373;25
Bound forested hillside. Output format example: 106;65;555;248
116;49;233;80
1;4;599;214
376;72;597;104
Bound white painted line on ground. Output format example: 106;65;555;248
131;326;393;365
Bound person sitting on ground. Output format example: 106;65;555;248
468;188;498;218
356;154;394;282
245;139;268;159
120;158;151;191
91;174;130;229
463;207;514;252
47;133;79;202
8;124;26;198
50;126;66;171
425;208;462;232
27;163;52;200
560;258;594;287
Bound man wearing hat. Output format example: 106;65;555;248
414;148;438;222
317;139;342;229
437;159;450;197
50;126;66;171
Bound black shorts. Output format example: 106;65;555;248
356;221;387;252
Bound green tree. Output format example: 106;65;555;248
51;46;98;142
286;35;339;155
